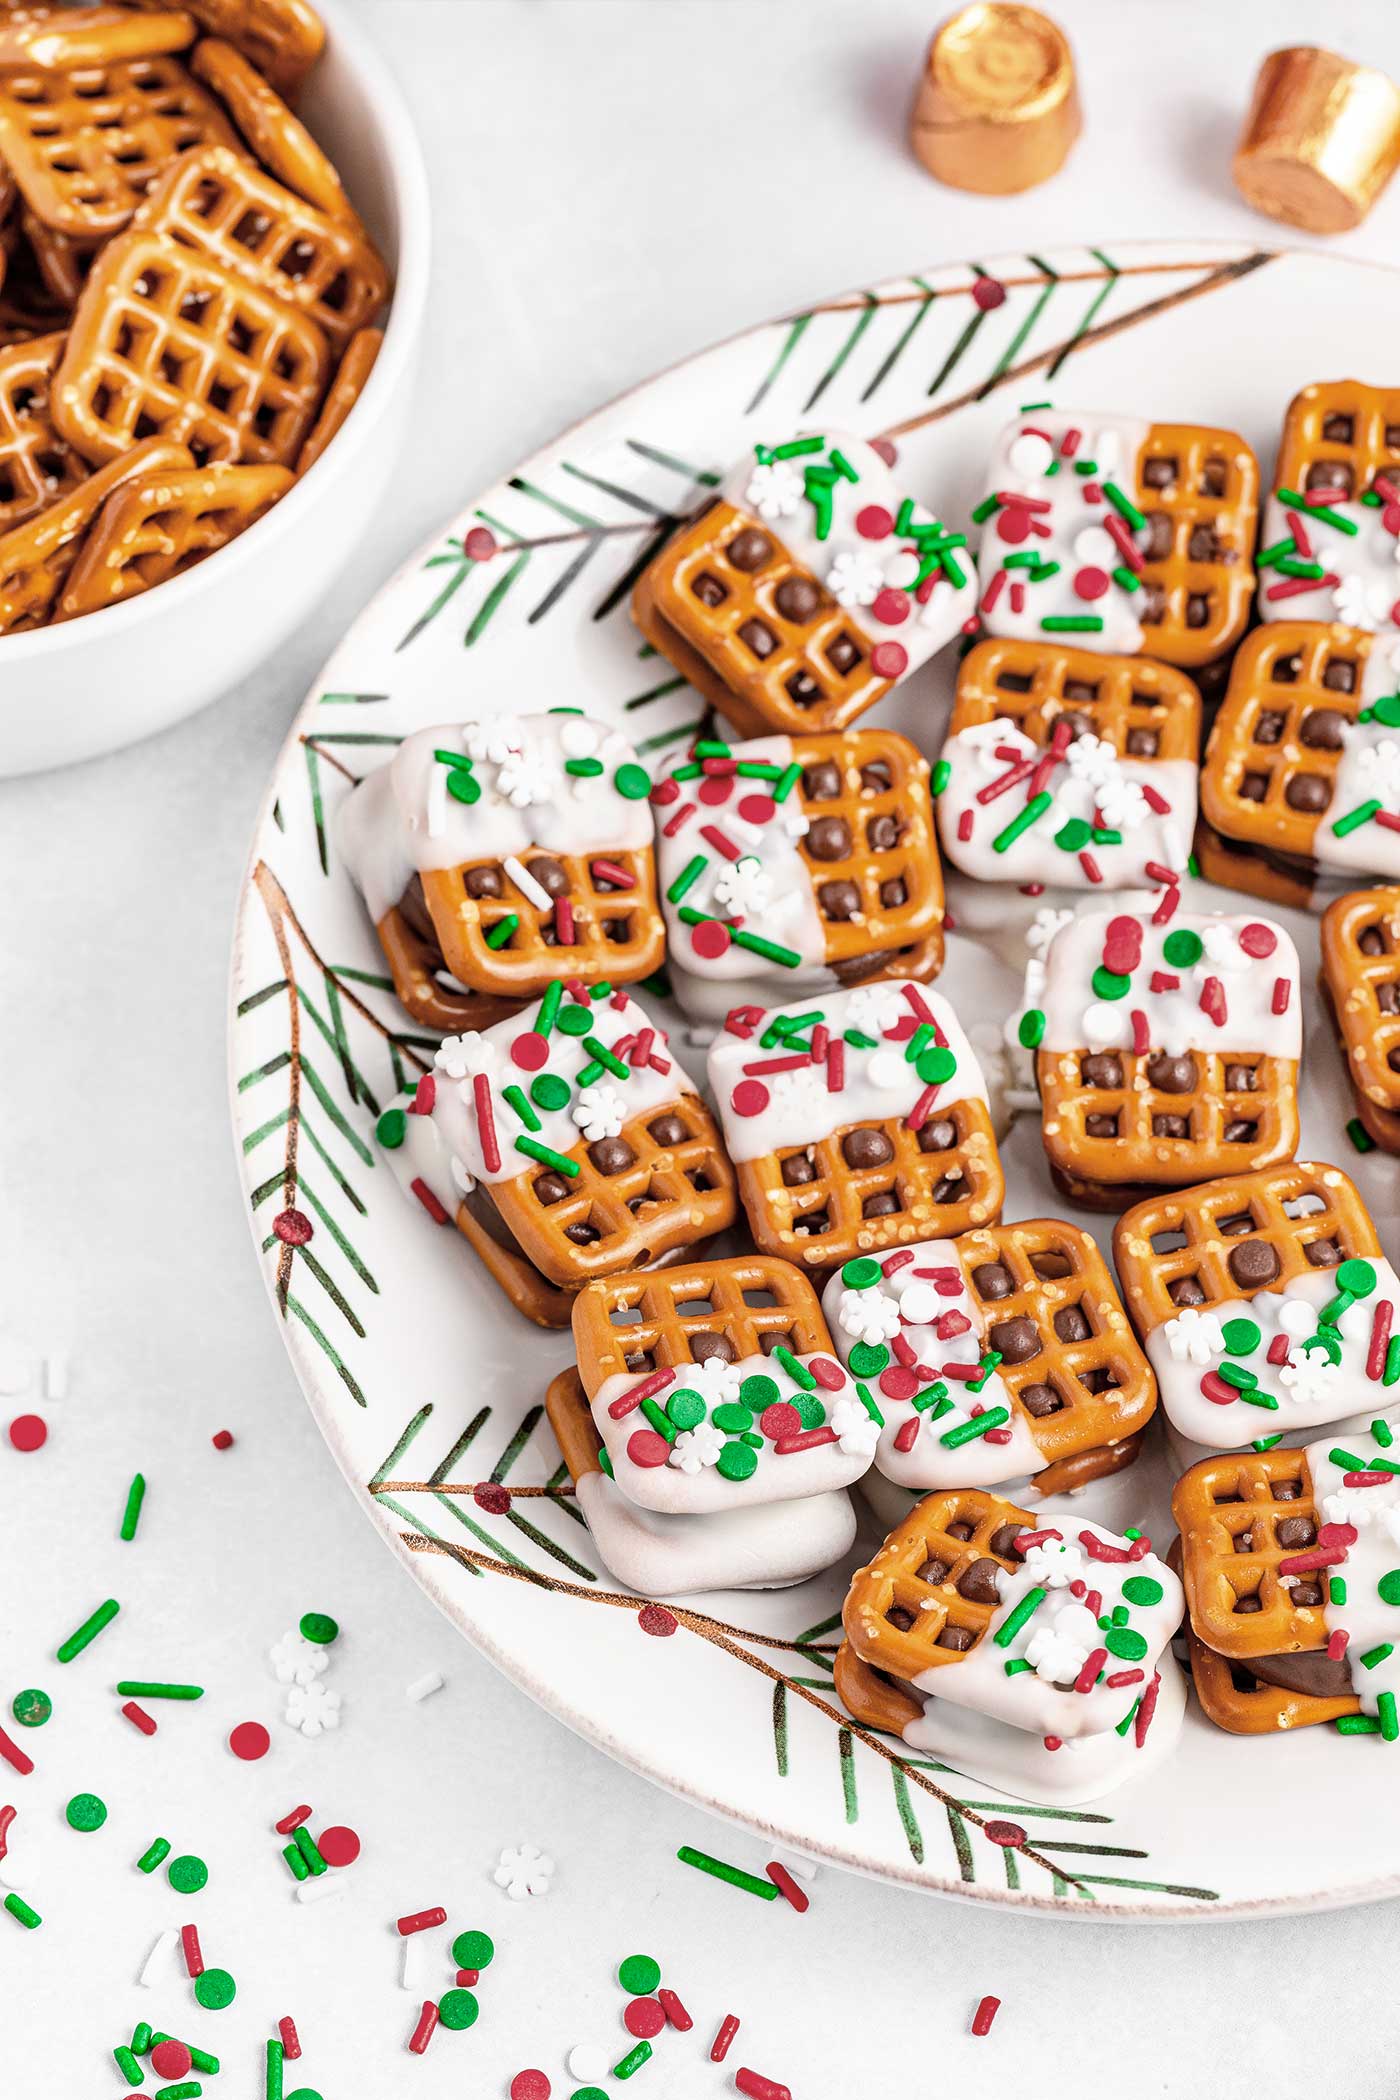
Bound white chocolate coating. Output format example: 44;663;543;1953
1258;494;1400;635
1313;647;1400;879
574;1472;857;1598
1309;1417;1400;1718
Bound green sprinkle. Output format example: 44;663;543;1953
1337;1715;1382;1735
1329;1448;1369;1472
574;1060;604;1087
119;1473;147;1543
1003;1658;1034;1677
1002;550;1046;570
565;756;604;777
736;760;784;779
1330;1576;1348;1607
530;1073;570;1112
666;855;707;903
484;914;519;949
451;1928;495;1969
113;2044;144;2088
1221;1318;1261;1356
1018;1009;1046;1049
445;769;480;805
131;2025;153;2055
116;1681;203;1701
1217;1362;1258;1390
912;1382;950;1414
557;1004;593;1036
581;1035;629;1078
66;1791;107;1832
56;1597;119;1663
739;1374;779;1409
932;758;951;794
155;2083;201;2098
1111;565;1141;592
728;924;803;968
1091;827;1122;846
676;1846;778;1900
1162;928;1203;967
994;1587;1047;1647
501;1083;540;1132
1338;1259;1378;1297
534;979;563;1037
829;447;859;483
772;761;803;802
1091;966;1130;1001
1253;1434;1284;1451
693;738;732;759
1102;480;1147;529
854;1381;884;1426
376;1107;407;1150
1381;1690;1399;1742
614;2042;654;2080
1254;536;1297;568
917;1045;957;1086
432;747;473;770
842;1256;883;1290
1362;1643;1395;1670
972;493;1002;523
3;1893;40;1928
717;1441;757;1480
266;2038;284;2100
513;1136;580;1175
1374;1420;1395;1448
992;789;1053;853
1333;800;1383;839
168;1853;208;1893
848;1341;890;1377
137;1838;172;1873
667;1389;706;1430
193;1968;236;2011
282;1841;308;1882
291;1827;324;1878
1277;487;1358;534
1238;1391;1279;1411
770;1343;816;1390
299;1612;338;1645
712;1404;754;1435
1122;1576;1164;1607
1115;1699;1142;1738
1105;1627;1148;1662
1377;1570;1400;1605
940;1406;1009;1446
1385;1334;1400;1386
11;1688;50;1727
615;763;652;801
1041;615;1104;633
597;1444;613;1477
438;1987;479;2030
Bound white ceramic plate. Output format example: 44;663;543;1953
230;241;1400;1917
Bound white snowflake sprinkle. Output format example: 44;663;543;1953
1019;1538;1088;1588
826;549;885;609
497;741;554;808
837;1286;901;1346
744;461;803;520
284;1681;341;1738
572;1082;626;1143
493;1842;554;1900
435;1032;489;1080
830;1396;880;1457
269;1631;329;1686
692;1353;742;1404
464;721;522;766
713;855;772;917
1332;573;1386;627
1163;1307;1224;1365
668;1421;725;1473
1064;732;1120;793
1277;1352;1342;1406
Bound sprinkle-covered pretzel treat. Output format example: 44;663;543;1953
1257;381;1400;633
1320;886;1400;1152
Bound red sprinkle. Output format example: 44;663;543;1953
638;1604;678;1637
609;1367;674;1418
408;2001;439;2055
906;1081;941;1131
464;527;497;561
1149;970;1179;993
627;1430;671;1469
275;1805;312;1834
1239;922;1278;958
211;1429;235;1450
1134;1671;1161;1748
1327;1628;1350;1661
397;1907;448;1936
1199;1370;1238;1406
892;1418;921;1452
972;1997;1001;2037
744;1054;813;1077
1199;976;1227;1027
181;1923;203;1977
1073;565;1110;601
662;801;696;837
625;1998;665;2039
856;504;894;539
1105;1668;1145;1689
1141;783;1170;815
1277;1547;1349;1575
591;858;634;888
871;640;908;680
766;1861;810;1911
1078;852;1102;884
1129;1008;1150;1055
1267;1334;1292;1366
1078;1530;1132;1562
122;1702;158;1737
150;2040;192;2080
554;898;575;945
972;276;1006;310
1271;976;1291;1015
457;1970;479;1986
735;2072;790;2100
826;1040;846;1092
934;1309;972;1339
711;2015;741;2063
510;1032;549;1072
657;1987;693;2031
473;1073;501;1173
318;1824;361;1867
760;1401;803;1442
809;1356;845;1390
1150;887;1180;926
730;1079;770;1117
872;586;911;625
879;1366;919;1402
650;777;680;806
691;919;731;960
1074;1647;1108;1695
278;2017;301;2060
700;823;742;863
510;2076;551;2100
957;809;974;842
410;1177;450;1226
0;1726;34;1778
775;1426;839;1455
1369;1300;1394;1380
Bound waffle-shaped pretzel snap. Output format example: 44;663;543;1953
653;726;943;1023
1321;887;1400;1153
1174;1420;1400;1745
842;1488;1182;1741
0;9;196;70
1114;1163;1398;1452
21;209;102;309
0;330;87;533
132;144;387;353
375;982;735;1313
52;223;331;467
0;432;191;630
1025;899;1302;1206
1184;1623;1357;1734
53;458;291;618
0;53;238;241
1201;622;1400;883
633;430;977;738
973;408;1258;669
545;1365;857;1597
936;638;1199;890
709;978;1004;1271
1256;382;1400;634
818;1222;1155;1494
337;714;664;1005
173;0;325;99
190;38;348;218
572;1255;879;1517
294;322;378;475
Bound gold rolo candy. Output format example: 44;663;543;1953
910;3;1081;195
1234;45;1400;233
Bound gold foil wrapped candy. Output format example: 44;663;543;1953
910;4;1081;195
1234;45;1400;233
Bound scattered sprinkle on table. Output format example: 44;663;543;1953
65;1791;107;1832
122;1702;157;1735
677;1845;779;1901
298;1612;338;1646
972;1994;1001;2036
119;1472;146;1541
4;1891;40;1928
168;1853;208;1894
117;1681;204;1701
437;1988;479;2031
566;2045;608;2082
452;1927;494;1969
150;2038;193;2078
735;2071;790;2100
193;1966;235;2010
405;1670;443;1702
764;1860;809;1911
317;1824;359;1866
211;1430;234;1450
0;1725;34;1777
8;1413;46;1452
138;1928;178;1986
711;2015;740;2062
181;1923;203;1975
407;2000;438;2054
623;1997;664;2039
616;1954;661;1995
137;1837;172;1872
398;1906;447;1935
228;1721;270;1761
510;2073;551;2100
11;1688;50;1728
56;1597;119;1662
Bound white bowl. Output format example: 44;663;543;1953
0;0;430;777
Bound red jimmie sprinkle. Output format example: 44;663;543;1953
457;1969;479;1986
591;858;635;888
412;1073;436;1116
1199;975;1227;1026
657;1987;693;2031
774;1426;839;1455
211;1429;234;1450
408;2000;439;2055
1078;852;1102;884
278;2017;301;2059
1344;1471;1393;1486
472;1073;500;1173
1277;1547;1350;1575
957;809;974;842
735;2073;791;2100
181;1923;203;1976
1141;783;1170;815
971;1996;1002;2037
935;1309;972;1339
1319;1522;1358;1549
980;567;1008;614
1073;1647;1108;1695
892;1418;921;1453
906;1082;941;1130
554;898;575;945
700;824;742;863
1267;1334;1292;1366
650;777;680;806
711;2015;741;2063
1130;1008;1150;1055
609;1366;674;1419
1150;887;1180;926
1369;1301;1394;1380
397;1907;447;1936
976;757;1036;804
122;1701;157;1736
1134;1671;1162;1748
662;801;695;836
1012;1528;1062;1554
940;1361;983;1382
1143;861;1177;885
766;1860;810;1911
1327;1628;1350;1661
744;1053;813;1076
826;1040;846;1092
1105;1668;1145;1689
410;1178;450;1226
275;1804;312;1834
1078;1530;1132;1562
0;1726;34;1778
701;755;737;776
883;1250;915;1275
1271;976;1291;1015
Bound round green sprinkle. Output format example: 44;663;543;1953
285;2090;325;2100
1375;694;1400;727
1104;1627;1148;1662
712;1404;753;1434
841;1256;882;1290
1218;1361;1257;1390
614;763;651;800
794;1393;828;1430
916;1045;957;1086
1338;1258;1378;1297
1091;966;1130;1001
194;1968;236;2010
1220;1318;1261;1356
1378;1570;1400;1605
1018;1009;1046;1049
1162;929;1203;967
849;1341;890;1377
65;1791;106;1832
446;769;480;805
739;1373;779;1410
11;1688;51;1728
618;1954;661;1995
376;1108;407;1151
1122;1576;1164;1607
168;1853;208;1894
557;1005;593;1036
437;1988;479;2031
1055;817;1092;851
716;1442;757;1481
572;2089;609;2099
298;1612;338;1646
530;1074;571;1112
666;1389;706;1430
451;1928;495;1970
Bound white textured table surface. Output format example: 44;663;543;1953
7;1;1400;2090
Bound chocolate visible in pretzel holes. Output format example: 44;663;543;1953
1320;886;1400;1152
1256;382;1400;634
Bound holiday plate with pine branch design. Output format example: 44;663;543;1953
231;242;1400;1916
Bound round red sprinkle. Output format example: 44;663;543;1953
759;1401;803;1441
869;438;898;466
8;1415;45;1453
870;641;908;680
855;504;894;540
995;507;1031;545
473;1483;511;1515
638;1604;677;1637
1385;503;1400;534
737;793;776;825
1391;599;1400;628
972;276;1006;310
624;1998;666;2040
318;1824;360;1867
464;527;497;561
650;777;680;805
228;1721;270;1762
1238;922;1278;958
871;586;910;626
627;1430;671;1469
730;1079;770;1117
984;1819;1027;1849
510;1032;549;1071
150;2041;193;2080
698;775;733;805
879;1366;919;1401
509;2073;550;2100
808;1356;845;1390
273;1208;313;1245
1073;565;1110;601
691;920;731;960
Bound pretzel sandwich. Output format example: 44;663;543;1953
1114;1163;1398;1452
338;713;664;1016
633;430;976;737
1320;886;1400;1152
1191;814;1324;914
1256;381;1400;634
936;638;1198;891
973;408;1258;668
818;1221;1154;1496
376;984;733;1324
654;725;943;1024
545;1365;857;1596
708;978;1004;1272
1025;900;1302;1207
571;1254;879;1519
